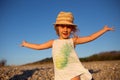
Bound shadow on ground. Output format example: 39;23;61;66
89;69;101;80
89;69;101;74
9;68;39;80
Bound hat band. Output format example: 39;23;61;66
54;20;76;26
56;20;73;23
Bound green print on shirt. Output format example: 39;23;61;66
55;43;72;69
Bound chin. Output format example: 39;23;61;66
63;36;70;39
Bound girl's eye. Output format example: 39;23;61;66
61;25;66;28
58;25;72;29
67;26;72;29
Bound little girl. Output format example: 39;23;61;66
21;11;114;80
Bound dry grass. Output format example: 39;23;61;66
0;60;120;80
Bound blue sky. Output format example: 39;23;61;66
0;0;120;65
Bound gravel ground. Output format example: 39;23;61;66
0;60;120;80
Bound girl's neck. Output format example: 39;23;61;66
58;36;71;40
58;37;71;40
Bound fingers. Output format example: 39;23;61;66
111;27;115;31
104;25;115;31
108;26;115;31
110;27;115;31
20;40;26;47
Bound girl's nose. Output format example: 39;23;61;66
64;27;68;31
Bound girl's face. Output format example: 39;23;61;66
57;25;72;39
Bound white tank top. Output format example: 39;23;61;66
52;39;92;80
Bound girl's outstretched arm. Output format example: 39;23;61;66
21;40;54;50
74;25;114;45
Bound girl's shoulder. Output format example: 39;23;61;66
46;39;54;45
72;37;78;46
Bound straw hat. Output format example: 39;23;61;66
54;11;77;27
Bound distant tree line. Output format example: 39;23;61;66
80;51;120;62
26;50;120;65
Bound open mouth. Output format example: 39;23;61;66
62;32;69;36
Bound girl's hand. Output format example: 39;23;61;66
103;25;114;31
21;40;27;47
